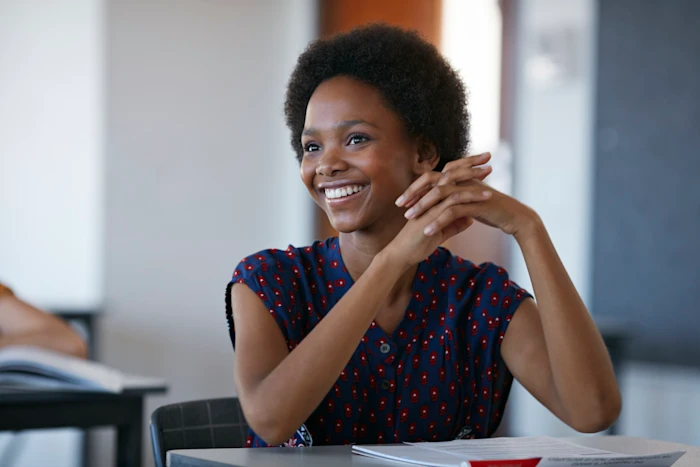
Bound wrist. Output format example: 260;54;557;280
374;246;412;276
513;209;545;244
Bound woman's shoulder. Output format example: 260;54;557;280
433;247;527;296
231;237;338;283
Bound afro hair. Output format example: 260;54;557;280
284;23;470;172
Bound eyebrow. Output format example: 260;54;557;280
302;119;377;136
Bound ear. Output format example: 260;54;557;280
412;138;440;175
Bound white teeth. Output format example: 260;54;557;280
324;185;364;199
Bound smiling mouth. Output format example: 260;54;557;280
324;185;367;200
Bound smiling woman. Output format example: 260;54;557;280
300;76;426;235
225;24;620;448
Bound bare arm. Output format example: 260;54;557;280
232;250;406;445
0;290;88;359
231;158;494;445
501;217;621;432
397;155;621;433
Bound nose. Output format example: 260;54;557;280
316;146;349;177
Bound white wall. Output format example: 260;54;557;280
0;0;104;310
0;1;104;465
95;1;315;465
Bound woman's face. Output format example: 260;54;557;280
300;76;426;234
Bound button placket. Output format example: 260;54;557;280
373;337;396;393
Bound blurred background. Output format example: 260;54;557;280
0;0;698;465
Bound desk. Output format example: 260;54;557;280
167;436;700;467
0;376;166;467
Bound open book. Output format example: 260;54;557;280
0;346;123;393
352;436;686;467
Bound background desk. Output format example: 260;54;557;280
168;436;699;467
0;376;166;467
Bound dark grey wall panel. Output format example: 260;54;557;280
593;0;700;365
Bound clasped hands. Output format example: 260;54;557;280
385;152;537;268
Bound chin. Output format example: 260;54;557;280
327;205;405;235
328;219;364;234
326;210;377;233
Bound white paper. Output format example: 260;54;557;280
407;436;620;460
537;452;686;467
0;346;123;392
353;445;467;467
352;436;686;467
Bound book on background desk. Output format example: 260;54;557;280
0;345;122;393
352;436;686;467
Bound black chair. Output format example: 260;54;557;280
150;397;249;467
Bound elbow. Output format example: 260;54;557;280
569;389;622;433
240;397;296;446
252;426;294;447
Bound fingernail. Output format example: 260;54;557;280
395;195;405;206
424;225;435;236
482;191;491;197
405;208;415;219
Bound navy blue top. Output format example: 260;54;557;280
225;237;531;447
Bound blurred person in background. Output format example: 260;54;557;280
227;24;620;447
0;281;87;358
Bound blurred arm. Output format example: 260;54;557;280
0;285;88;359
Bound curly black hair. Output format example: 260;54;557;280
284;23;470;172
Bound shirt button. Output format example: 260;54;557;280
380;343;391;354
381;380;391;390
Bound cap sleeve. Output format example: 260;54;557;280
225;250;296;349
466;262;532;436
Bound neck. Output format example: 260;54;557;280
338;213;416;305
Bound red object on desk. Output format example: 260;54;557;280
469;458;540;467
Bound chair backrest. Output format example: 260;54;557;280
150;397;249;467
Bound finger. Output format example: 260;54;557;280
437;164;492;186
402;184;433;209
406;185;491;220
397;153;493;206
424;203;484;236
441;152;491;174
403;178;466;209
395;172;441;207
405;185;457;220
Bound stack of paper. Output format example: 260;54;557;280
352;436;685;467
0;346;123;393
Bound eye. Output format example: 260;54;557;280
303;142;320;153
347;134;369;145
